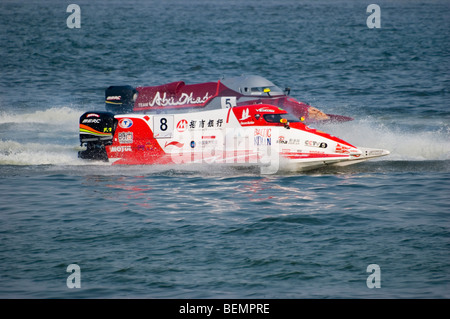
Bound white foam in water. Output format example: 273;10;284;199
320;118;450;161
0;106;88;165
0;106;81;125
0;140;86;165
1;107;449;167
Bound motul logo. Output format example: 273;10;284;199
111;146;132;152
177;119;188;132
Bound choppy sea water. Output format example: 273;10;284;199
0;0;449;299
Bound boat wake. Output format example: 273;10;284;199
0;106;81;125
0;140;85;166
317;117;450;162
0;107;449;172
0;106;85;166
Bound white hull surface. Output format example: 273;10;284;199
79;105;389;174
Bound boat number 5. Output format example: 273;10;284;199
153;115;174;138
221;97;236;109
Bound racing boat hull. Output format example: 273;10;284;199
78;104;388;173
104;75;353;124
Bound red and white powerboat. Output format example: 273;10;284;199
78;103;389;173
104;75;353;124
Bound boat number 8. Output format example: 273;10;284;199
160;118;168;131
153;115;173;138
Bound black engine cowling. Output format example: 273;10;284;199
105;85;137;113
78;111;116;161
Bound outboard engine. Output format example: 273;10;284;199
78;111;116;161
105;85;137;113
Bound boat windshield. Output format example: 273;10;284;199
263;113;300;123
250;86;284;95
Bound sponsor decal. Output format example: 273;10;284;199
118;118;133;129
106;96;121;101
144;142;159;152
201;140;217;147
79;125;111;136
240;121;255;125
82;118;101;124
164;141;184;148
336;143;351;154
256;108;275;113
118;132;133;144
277;136;288;144
86;113;100;118
240;108;251;120
110;146;132;152
201;136;217;147
254;128;272;146
137;92;210;107
305;140;328;148
186;119;224;130
190;141;196;148
177;119;188;132
368;150;383;156
254;128;271;137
